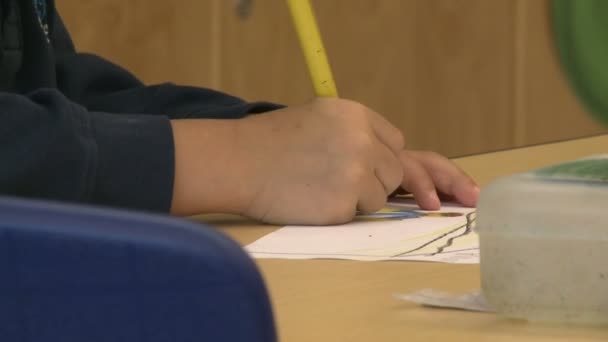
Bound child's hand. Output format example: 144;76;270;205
231;98;478;224
170;98;478;225
232;98;405;225
398;150;479;210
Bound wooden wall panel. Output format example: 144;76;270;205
55;0;216;88
409;0;515;156
518;0;605;146
314;1;417;152
219;0;515;157
217;0;314;104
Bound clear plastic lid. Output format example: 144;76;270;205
476;155;608;239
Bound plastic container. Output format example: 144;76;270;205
476;155;608;324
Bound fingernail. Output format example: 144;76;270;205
428;191;441;209
468;185;480;206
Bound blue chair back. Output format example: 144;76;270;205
0;197;276;342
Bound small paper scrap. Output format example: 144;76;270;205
394;289;494;313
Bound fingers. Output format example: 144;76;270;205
371;113;405;154
374;142;404;195
355;144;400;214
359;137;403;213
407;151;479;207
399;151;441;210
357;175;388;213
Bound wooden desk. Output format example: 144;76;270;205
195;135;608;342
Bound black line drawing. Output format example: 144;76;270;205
391;211;476;257
431;211;476;256
249;247;479;258
247;204;479;263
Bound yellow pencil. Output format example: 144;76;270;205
286;0;338;98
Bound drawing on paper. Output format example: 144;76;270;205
389;211;476;257
245;200;479;264
354;207;463;222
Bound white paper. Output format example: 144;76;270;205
394;289;493;312
246;199;479;264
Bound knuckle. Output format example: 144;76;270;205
419;150;442;160
388;168;404;192
371;197;387;213
359;197;386;214
312;98;373;126
351;132;375;151
325;201;357;224
343;163;368;183
340;99;370;121
400;168;422;189
340;98;368;111
389;154;405;180
378;159;404;195
332;132;375;155
393;130;406;150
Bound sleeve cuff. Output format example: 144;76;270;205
89;112;175;213
244;101;285;114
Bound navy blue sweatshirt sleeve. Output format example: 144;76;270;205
0;5;281;213
56;53;280;120
0;88;175;212
51;13;280;120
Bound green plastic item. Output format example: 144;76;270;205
535;158;608;183
553;0;608;125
